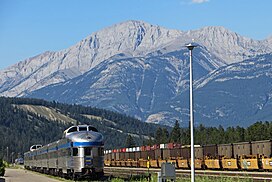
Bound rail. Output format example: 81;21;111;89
104;167;272;181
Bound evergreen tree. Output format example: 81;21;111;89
155;127;163;144
161;128;170;143
125;135;136;148
170;120;181;143
155;127;170;144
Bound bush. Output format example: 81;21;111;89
0;159;5;176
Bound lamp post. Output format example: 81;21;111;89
185;43;197;182
6;147;9;163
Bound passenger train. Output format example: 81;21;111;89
24;125;104;180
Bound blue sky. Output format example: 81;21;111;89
0;0;271;70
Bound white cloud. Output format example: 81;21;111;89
191;0;209;4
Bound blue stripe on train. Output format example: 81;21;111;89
72;141;103;147
58;142;71;149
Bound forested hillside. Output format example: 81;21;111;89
0;97;163;160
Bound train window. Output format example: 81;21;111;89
72;148;78;156
67;126;78;133
88;126;98;132
98;147;104;156
79;126;87;131
84;147;92;156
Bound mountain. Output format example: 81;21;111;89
1;21;271;98
0;20;183;97
26;45;223;125
26;52;272;127
1;20;272;127
185;26;272;63
191;53;272;127
0;97;163;158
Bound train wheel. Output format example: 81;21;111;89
71;173;78;181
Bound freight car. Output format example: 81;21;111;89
24;125;104;180
104;140;272;171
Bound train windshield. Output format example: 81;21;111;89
79;126;87;131
88;126;98;132
67;126;78;133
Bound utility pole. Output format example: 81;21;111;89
6;146;9;163
185;43;197;182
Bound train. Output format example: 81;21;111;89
24;125;104;180
104;140;272;171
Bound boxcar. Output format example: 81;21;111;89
233;142;251;157
203;144;218;158
251;140;272;157
218;143;233;158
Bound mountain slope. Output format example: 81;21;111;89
191;53;272;127
0;97;163;159
26;45;224;125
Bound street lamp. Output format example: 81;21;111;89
185;43;197;182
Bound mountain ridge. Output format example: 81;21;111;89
1;20;271;98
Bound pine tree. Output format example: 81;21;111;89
125;135;136;148
161;128;170;143
155;127;163;144
170;120;181;143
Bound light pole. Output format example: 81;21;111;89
6;146;9;163
185;43;197;182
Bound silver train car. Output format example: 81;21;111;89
24;125;104;179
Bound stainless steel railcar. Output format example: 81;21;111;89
24;125;104;179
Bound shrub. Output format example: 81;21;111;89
0;159;5;176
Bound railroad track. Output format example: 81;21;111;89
104;167;272;181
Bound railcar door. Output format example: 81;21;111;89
84;147;93;168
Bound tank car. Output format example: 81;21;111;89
24;125;104;180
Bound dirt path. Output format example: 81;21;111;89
3;168;62;182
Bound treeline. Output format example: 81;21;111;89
152;120;272;145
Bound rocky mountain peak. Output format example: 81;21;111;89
266;35;272;44
82;20;183;56
184;26;272;64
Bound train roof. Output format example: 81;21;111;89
63;125;103;143
63;125;98;136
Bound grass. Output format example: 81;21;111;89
176;176;254;182
109;175;255;182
